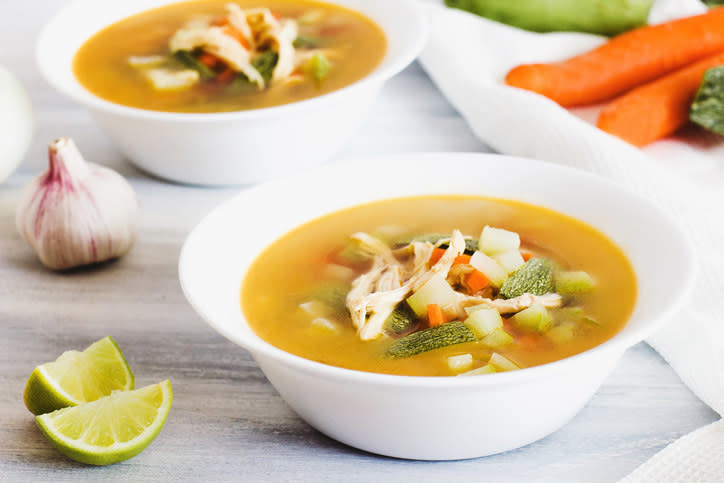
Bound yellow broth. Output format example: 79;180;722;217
73;0;386;113
241;196;637;376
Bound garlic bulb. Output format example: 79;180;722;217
16;138;140;270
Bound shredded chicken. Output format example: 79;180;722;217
455;293;563;316
346;230;467;340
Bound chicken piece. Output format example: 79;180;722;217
409;230;466;291
144;68;200;90
456;293;563;316
226;3;254;47
243;8;297;83
169;24;265;87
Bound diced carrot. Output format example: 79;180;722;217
215;68;237;85
465;269;489;292
427;304;446;327
430;247;446;265
198;52;222;69
505;7;724;107
516;334;541;351
521;252;534;262
597;51;724;147
453;254;472;265
223;25;250;49
212;17;230;26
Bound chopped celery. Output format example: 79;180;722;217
510;303;553;333
489;353;520;372
173;50;215;80
546;322;575;345
447;354;473;373
384;304;419;336
481;327;514;347
385;321;476;359
492;250;525;274
293;35;325;48
252;50;279;83
498;258;554;299
305;52;331;82
555;271;595;295
469;251;507;288
458;363;497;376
406;273;459;317
464;308;503;338
479;226;520;255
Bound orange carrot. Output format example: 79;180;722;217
505;7;724;107
430;247;446;265
597;51;724;146
212;17;230;26
453;254;472;265
427;304;446;327
223;25;250;50
465;269;489;292
215;68;237;85
521;252;533;262
198;52;222;69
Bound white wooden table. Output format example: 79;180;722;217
0;1;718;481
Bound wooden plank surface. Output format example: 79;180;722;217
0;1;718;481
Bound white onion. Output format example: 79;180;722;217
0;65;33;184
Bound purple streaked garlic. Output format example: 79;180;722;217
15;138;140;270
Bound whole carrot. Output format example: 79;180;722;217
505;7;724;107
596;52;724;147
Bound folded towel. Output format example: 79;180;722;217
419;1;724;480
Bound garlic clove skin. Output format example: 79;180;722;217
15;138;140;270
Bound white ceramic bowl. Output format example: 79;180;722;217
179;153;695;460
36;0;426;186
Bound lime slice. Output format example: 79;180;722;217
24;336;134;415
36;380;172;466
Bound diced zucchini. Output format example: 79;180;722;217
447;354;473;373
458;363;497;376
555;271;595;295
469;251;507;288
311;282;349;313
492;250;525;274
385;321;476;359
489;353;520;372
498;258;554;299
479;226;520;255
510;303;553;333
546;322;575;345
406;273;459;317
690;66;724;135
464;308;503;338
553;307;599;326
481;327;514;347
384;304;419;336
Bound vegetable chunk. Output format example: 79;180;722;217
498;258;554;299
690;66;724;135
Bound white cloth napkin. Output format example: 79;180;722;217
418;0;724;479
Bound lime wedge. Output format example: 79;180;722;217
24;336;134;415
36;380;172;466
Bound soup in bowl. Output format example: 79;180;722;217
179;153;694;459
36;0;425;185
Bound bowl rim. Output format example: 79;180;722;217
179;152;697;388
35;0;428;122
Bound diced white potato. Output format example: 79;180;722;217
406;272;458;317
469;251;507;288
492;250;525;274
128;55;168;67
309;317;338;334
458;363;497;376
464;308;503;338
298;300;330;318
489;352;520;372
546;322;576;345
145;68;199;90
479;226;520;255
323;263;356;281
447;354;473;373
